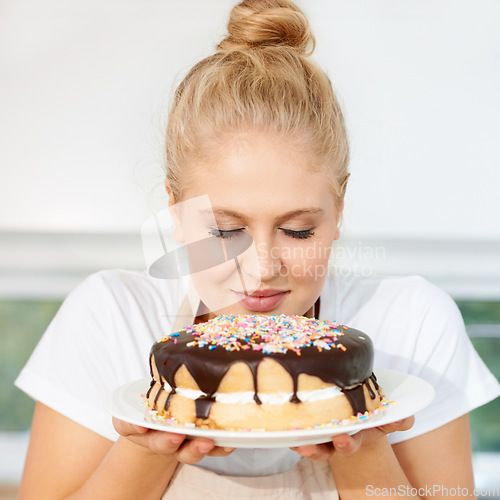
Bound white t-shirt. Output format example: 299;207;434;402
15;269;500;476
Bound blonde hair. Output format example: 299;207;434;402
166;0;350;206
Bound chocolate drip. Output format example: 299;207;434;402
146;356;155;399
145;379;154;399
195;395;215;419
342;376;380;414
153;384;164;406
289;375;301;404
150;324;375;419
370;373;379;391
164;388;176;411
366;378;376;400
342;383;368;415
250;362;262;405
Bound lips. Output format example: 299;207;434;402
233;288;290;312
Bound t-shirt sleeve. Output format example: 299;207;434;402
386;277;500;444
15;272;121;441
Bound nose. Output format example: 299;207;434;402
249;238;282;282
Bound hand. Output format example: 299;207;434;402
112;417;235;465
290;416;415;461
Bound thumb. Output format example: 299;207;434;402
379;416;415;435
112;417;149;436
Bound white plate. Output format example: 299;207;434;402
105;368;435;448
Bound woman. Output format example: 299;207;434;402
16;1;500;498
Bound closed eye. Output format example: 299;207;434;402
280;228;315;240
208;227;245;240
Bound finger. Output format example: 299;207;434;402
331;433;361;457
291;444;316;457
292;443;333;462
112;417;149;436
144;431;186;456
175;438;216;465
206;446;236;457
121;429;186;456
379;416;415;434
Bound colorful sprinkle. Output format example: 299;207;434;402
159;314;349;356
146;397;394;431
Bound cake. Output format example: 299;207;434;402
146;314;383;431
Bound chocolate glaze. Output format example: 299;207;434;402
149;324;377;419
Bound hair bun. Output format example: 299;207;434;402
217;0;315;55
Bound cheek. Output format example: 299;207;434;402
282;238;333;282
190;265;232;312
191;260;234;290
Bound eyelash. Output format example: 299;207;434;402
208;228;315;240
281;228;315;240
208;228;244;240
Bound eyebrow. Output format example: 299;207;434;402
198;207;324;222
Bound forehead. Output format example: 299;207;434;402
181;131;335;217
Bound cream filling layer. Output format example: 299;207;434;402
162;381;342;405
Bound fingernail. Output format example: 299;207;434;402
335;441;349;450
197;442;213;453
223;447;235;453
170;435;184;445
299;447;314;457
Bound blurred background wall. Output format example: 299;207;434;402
1;0;499;298
1;0;499;497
